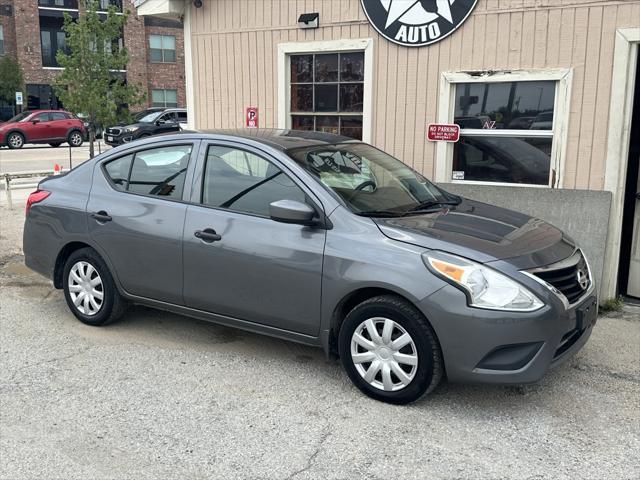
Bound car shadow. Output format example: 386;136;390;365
91;304;581;409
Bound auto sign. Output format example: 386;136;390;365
361;0;478;47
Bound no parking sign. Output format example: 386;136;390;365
246;107;258;128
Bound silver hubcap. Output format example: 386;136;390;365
350;317;418;392
68;261;104;316
9;134;22;148
70;133;82;145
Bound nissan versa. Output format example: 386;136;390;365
23;130;597;404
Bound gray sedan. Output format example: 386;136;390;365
23;130;597;404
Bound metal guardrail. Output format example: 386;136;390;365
3;170;55;209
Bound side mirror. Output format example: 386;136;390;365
31;119;40;124
269;199;317;226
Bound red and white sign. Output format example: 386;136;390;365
246;107;259;128
427;123;460;142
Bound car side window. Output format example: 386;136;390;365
50;112;67;121
177;111;187;123
34;113;50;122
202;145;307;216
160;113;175;123
103;145;191;199
104;154;133;191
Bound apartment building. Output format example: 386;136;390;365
0;0;186;114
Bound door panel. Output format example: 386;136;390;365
24;113;51;141
183;206;325;335
49;112;71;139
87;143;194;304
182;143;326;336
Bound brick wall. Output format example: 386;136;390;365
144;23;186;108
4;0;186;110
0;3;17;59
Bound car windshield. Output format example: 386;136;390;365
6;112;32;123
287;143;459;216
137;111;164;123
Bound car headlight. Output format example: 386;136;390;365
423;251;544;312
126;126;139;133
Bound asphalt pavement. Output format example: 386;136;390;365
1;200;639;480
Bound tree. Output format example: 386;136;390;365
0;56;24;109
53;0;145;157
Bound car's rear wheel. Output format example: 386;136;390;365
338;295;443;404
7;132;24;149
62;248;127;326
49;142;62;148
67;130;84;147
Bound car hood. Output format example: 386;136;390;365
374;198;575;269
112;121;150;128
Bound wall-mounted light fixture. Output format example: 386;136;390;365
298;13;319;29
193;0;203;8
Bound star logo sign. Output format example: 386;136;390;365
360;0;478;47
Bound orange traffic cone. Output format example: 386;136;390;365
53;164;61;175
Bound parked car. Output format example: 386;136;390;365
75;113;103;139
104;108;187;146
23;130;597;404
0;110;86;149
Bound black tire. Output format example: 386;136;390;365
338;295;443;404
49;142;62;148
62;247;127;326
67;130;84;147
7;132;24;149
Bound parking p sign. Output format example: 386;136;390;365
246;107;258;128
15;92;23;106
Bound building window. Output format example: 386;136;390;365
151;89;178;108
289;52;365;140
38;0;79;9
40;13;71;67
452;80;556;186
149;34;176;63
97;0;123;12
0;25;4;55
26;84;64;110
434;70;572;188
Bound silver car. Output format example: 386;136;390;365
23;130;597;404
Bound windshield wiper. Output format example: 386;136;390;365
355;210;406;218
406;199;461;213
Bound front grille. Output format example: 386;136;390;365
106;127;122;136
530;250;591;305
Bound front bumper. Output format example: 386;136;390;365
104;130;135;146
419;282;597;385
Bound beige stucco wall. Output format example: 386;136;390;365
188;0;640;190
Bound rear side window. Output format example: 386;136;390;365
104;153;133;191
176;111;187;122
202;145;306;216
103;145;192;199
50;112;68;121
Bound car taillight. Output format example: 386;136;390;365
26;190;51;216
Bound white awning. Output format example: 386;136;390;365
135;0;186;19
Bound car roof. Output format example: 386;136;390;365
191;128;360;151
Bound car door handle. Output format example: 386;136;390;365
194;228;222;243
91;211;112;223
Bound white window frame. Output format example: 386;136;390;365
278;38;374;143
434;69;573;188
151;88;178;108
149;34;176;63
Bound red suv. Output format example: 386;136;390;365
0;110;86;149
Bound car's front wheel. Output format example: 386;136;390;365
7;132;24;149
62;248;127;326
338;295;443;404
67;130;84;147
